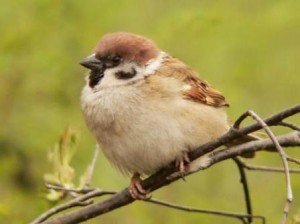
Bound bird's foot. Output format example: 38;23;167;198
129;173;150;200
175;151;190;180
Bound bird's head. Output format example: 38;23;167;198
80;32;165;89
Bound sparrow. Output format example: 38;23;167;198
80;32;234;199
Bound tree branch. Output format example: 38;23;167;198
31;189;116;224
146;198;265;224
233;157;253;223
233;110;293;224
35;105;299;224
33;185;265;224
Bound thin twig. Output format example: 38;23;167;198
234;110;293;224
235;159;300;174
286;156;300;166
146;198;265;224
30;189;115;224
277;122;300;132
83;145;100;187
233;157;253;224
45;183;95;194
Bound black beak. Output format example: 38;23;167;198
80;54;103;70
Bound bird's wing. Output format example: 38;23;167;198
156;56;229;107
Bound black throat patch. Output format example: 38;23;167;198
89;70;104;88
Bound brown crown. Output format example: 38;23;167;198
93;32;160;65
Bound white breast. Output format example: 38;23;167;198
81;83;229;175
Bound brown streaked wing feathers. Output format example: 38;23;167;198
157;56;229;107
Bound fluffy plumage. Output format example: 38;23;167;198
80;32;230;176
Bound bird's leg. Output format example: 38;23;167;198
175;151;191;180
129;172;149;200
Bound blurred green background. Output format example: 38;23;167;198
0;0;300;223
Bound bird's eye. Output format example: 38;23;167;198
112;55;122;64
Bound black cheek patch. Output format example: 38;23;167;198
115;68;137;79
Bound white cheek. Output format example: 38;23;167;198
98;63;144;88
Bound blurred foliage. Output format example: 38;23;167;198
43;126;96;202
44;126;77;201
294;212;300;224
0;0;299;223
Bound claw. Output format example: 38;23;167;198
175;151;190;180
129;173;150;200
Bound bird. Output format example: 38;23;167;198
80;32;240;199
